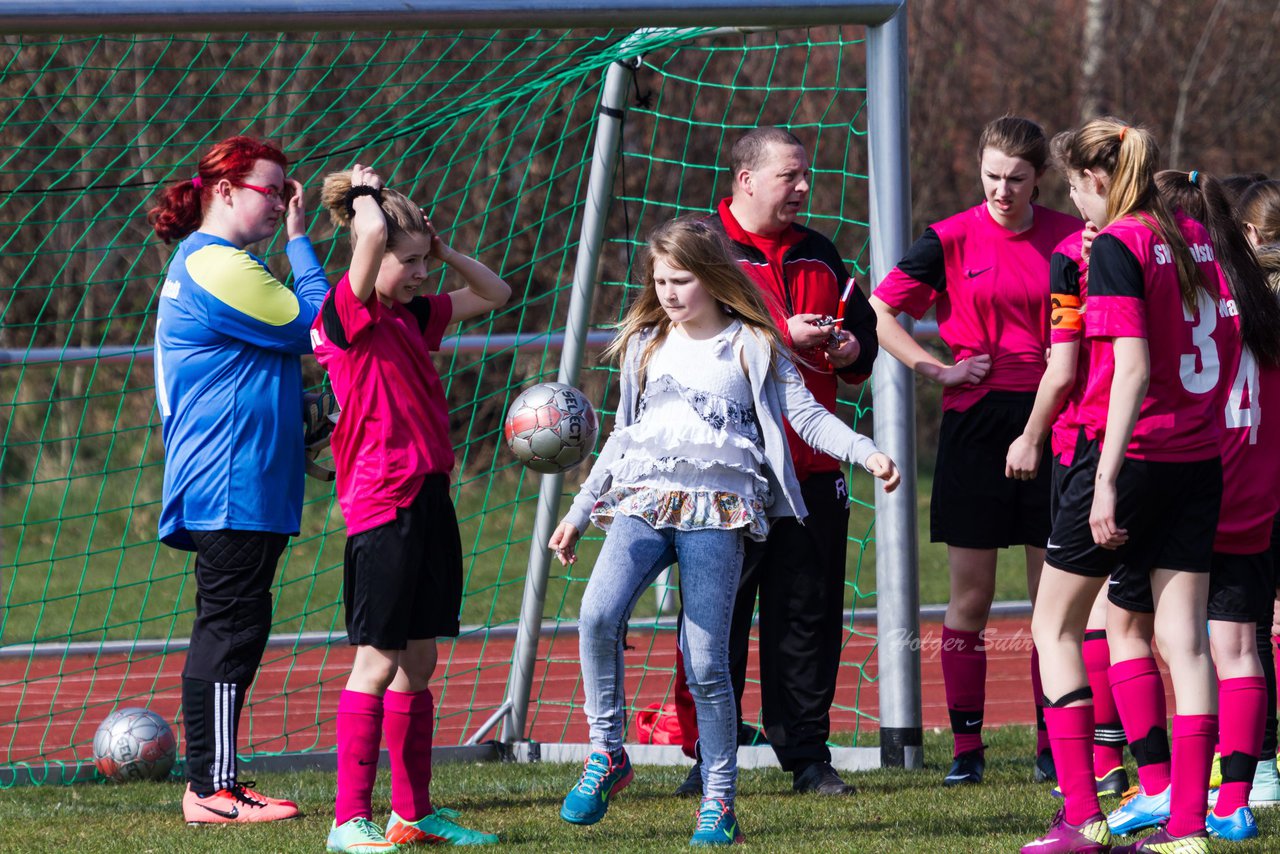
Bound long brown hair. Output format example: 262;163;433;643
1055;117;1207;311
606;217;787;380
1156;170;1280;368
147;136;287;243
1240;180;1280;247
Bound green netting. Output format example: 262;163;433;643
0;26;877;784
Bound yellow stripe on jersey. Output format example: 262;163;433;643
187;244;300;326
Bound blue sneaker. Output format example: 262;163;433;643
1206;805;1258;841
560;750;633;825
1106;785;1170;835
689;798;744;846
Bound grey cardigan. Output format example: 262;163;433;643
564;324;882;533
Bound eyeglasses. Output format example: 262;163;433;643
233;181;290;203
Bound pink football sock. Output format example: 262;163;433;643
1083;631;1125;777
335;689;384;825
1213;676;1266;817
1032;646;1049;755
1047;705;1101;825
1109;657;1170;795
942;626;986;757
384;688;435;821
1167;714;1216;837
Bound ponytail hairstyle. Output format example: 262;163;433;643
1055;117;1206;312
148;136;288;244
320;171;428;252
1239;180;1280;248
1156;170;1280;369
605;217;787;379
978;115;1049;200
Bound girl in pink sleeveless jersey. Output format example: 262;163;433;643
1023;119;1245;854
311;165;511;852
872;116;1082;786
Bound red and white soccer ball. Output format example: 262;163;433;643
92;707;177;783
503;382;598;474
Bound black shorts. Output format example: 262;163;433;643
343;474;463;649
1208;550;1276;624
931;391;1052;549
1045;435;1222;612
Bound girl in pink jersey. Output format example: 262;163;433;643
1008;211;1134;803
872;116;1082;786
547;217;899;846
1024;119;1242;854
311;165;511;853
1239;179;1280;806
1138;170;1280;840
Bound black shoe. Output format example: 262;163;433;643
1033;749;1057;784
942;750;985;787
674;760;703;797
792;761;856;795
737;722;769;746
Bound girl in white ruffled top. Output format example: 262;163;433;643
549;217;900;846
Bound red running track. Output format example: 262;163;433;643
0;616;1173;767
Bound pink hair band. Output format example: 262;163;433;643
192;176;203;189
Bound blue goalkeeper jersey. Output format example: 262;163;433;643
155;231;331;550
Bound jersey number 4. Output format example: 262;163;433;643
1179;290;1259;444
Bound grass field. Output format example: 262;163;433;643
0;728;1271;853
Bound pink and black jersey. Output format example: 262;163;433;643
311;275;456;535
1080;214;1241;463
1215;352;1280;553
874;202;1083;411
1047;230;1090;463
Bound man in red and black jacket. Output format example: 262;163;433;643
673;126;878;797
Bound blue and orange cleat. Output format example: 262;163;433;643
384;807;498;846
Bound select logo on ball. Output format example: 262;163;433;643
504;382;598;474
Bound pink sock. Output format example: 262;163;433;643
1047;705;1101;825
384;688;435;821
1109;657;1170;795
942;626;986;757
336;689;384;825
1168;714;1216;837
1213;676;1266;817
1083;631;1125;777
1032;647;1049;755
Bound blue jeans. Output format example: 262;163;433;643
578;514;744;801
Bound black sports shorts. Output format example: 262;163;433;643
343;474;463;649
931;391;1052;549
1045;434;1221;615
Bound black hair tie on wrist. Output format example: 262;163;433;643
344;185;383;218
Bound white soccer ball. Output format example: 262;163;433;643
503;382;599;474
92;707;177;783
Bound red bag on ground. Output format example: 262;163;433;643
634;702;684;745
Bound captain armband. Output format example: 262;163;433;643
1050;293;1083;331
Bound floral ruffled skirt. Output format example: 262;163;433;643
590;485;769;542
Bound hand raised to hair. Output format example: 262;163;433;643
284;178;307;240
421;212;457;262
